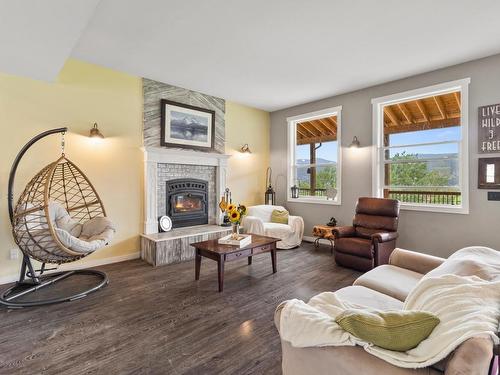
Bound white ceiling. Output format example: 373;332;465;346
3;1;500;111
0;0;100;81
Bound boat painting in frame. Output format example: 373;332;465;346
160;99;215;151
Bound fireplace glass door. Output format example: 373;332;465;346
173;194;203;213
166;178;209;228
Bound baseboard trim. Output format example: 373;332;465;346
0;252;140;286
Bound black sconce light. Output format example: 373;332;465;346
349;136;360;148
89;122;104;139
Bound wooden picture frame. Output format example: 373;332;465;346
478;157;500;189
160;99;215;152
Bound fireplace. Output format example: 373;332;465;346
166;178;208;228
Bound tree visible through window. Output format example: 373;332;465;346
288;108;342;203
382;91;462;206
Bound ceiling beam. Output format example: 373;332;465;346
316;118;335;134
305;120;326;136
453;92;461;108
384;106;400;126
433;96;447;119
297;123;316;138
296;134;337;145
397;103;414;124
415;100;429;122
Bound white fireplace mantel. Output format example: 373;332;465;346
141;146;231;234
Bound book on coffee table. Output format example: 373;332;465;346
218;234;252;247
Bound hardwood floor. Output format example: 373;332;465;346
0;243;360;375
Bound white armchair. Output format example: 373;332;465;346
241;205;304;249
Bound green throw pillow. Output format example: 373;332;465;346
335;309;440;352
271;209;289;224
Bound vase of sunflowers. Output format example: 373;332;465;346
225;203;247;239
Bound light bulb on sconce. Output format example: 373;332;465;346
89;123;104;139
239;143;252;154
349;136;360;148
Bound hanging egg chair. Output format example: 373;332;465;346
1;128;114;308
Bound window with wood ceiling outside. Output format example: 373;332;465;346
381;91;463;208
291;112;340;203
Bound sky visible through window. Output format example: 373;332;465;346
296;141;338;163
389;126;461;155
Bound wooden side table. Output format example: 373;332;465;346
312;225;335;254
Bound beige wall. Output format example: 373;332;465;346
271;54;500;257
0;59;144;280
0;60;271;281
225;101;270;206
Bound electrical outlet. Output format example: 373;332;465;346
9;248;19;260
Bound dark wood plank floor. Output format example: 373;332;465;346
0;243;360;375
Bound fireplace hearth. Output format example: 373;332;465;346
166;178;208;228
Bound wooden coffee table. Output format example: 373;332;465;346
191;234;279;292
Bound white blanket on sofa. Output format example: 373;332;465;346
279;247;500;368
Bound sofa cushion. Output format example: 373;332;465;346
335;286;403;310
335;309;440;352
353;265;422;301
246;204;286;223
271;209;289;224
335;237;373;259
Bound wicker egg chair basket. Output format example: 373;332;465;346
1;128;109;308
12;155;106;264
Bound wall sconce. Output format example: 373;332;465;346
291;184;299;199
349;136;360;148
239;143;251;154
89;123;104;139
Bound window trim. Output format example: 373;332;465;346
287;106;343;205
371;78;470;214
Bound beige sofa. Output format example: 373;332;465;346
275;248;498;375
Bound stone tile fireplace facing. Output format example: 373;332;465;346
142;146;230;235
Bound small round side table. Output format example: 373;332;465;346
312;225;335;255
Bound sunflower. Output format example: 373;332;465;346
226;203;236;213
229;210;240;223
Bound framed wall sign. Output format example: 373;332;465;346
478;157;500;189
478;103;500;153
160;99;215;151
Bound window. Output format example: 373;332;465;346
372;79;470;214
287;106;342;204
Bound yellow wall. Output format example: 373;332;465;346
0;60;143;280
0;61;270;281
225;102;270;206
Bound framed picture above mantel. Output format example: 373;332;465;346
160;99;215;152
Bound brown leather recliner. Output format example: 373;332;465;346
333;197;400;272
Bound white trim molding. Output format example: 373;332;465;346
286;106;343;206
371;78;470;214
141;147;231;234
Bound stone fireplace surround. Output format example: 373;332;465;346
142;146;230;235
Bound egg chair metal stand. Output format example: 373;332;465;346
1;127;109;308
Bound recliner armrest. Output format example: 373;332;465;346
332;226;356;238
371;232;398;243
389;248;445;275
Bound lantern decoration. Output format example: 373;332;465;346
219;188;232;226
264;167;275;205
291;184;299;199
